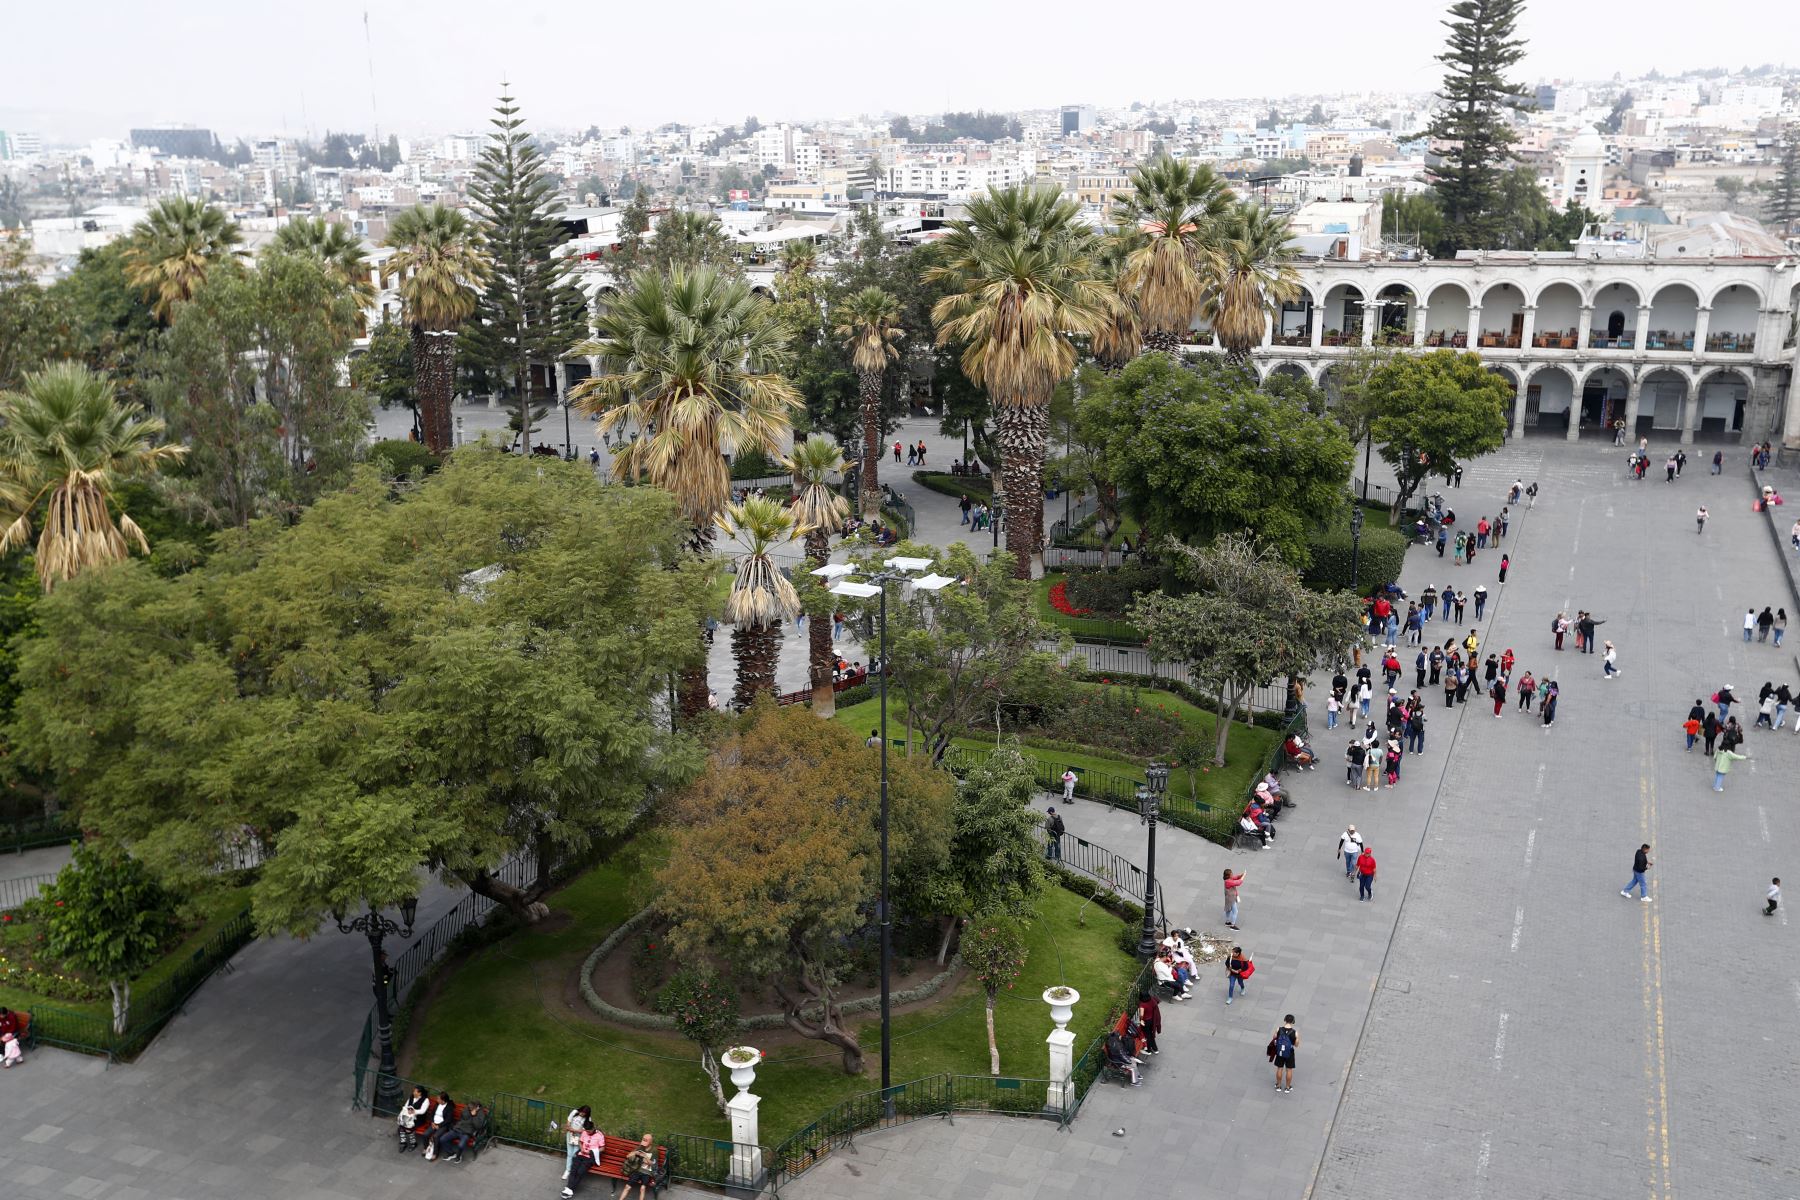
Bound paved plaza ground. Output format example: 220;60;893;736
1;432;1794;1199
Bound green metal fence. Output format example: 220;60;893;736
1061;960;1154;1128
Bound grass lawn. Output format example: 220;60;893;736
1056;513;1140;550
1033;572;1146;644
406;851;1138;1147
832;682;1279;822
0;884;249;1022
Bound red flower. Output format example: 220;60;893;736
1047;581;1092;617
54;901;63;907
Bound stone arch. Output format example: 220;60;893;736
1576;365;1631;438
1262;360;1314;384
1707;281;1761;351
1691;366;1750;439
1522;362;1577;436
1530;277;1587;307
1533;281;1583;348
1589;280;1643;346
1318;362;1352;408
1422;281;1472;348
1647;283;1700;349
1478;281;1527;347
1705;279;1764;308
1370;282;1418;346
1320;283;1366;346
1638;367;1690;435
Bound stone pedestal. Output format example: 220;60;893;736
1045;1028;1077;1113
726;1092;764;1188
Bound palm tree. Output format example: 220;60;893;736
0;362;186;591
785;435;850;717
1111;157;1232;354
1201;203;1303;360
122;196;242;323
834;287;903;518
716;496;802;708
571;266;801;719
928;186;1113;579
271;217;376;311
383;205;490;454
778;239;818;278
1091;232;1144;371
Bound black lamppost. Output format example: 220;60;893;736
1349;503;1366;595
1134;762;1169;959
991;500;1003;550
338;897;418;1112
814;557;955;1102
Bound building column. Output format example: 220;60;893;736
1634;303;1653;353
1623;372;1643;434
1691;305;1712;361
1566;369;1583;441
1512;375;1529;438
1680;374;1701;445
1466;304;1483;349
1361;304;1376;347
1412;315;1428;349
1261;312;1274;352
1577;303;1595;351
1310;303;1324;351
1518;304;1537;351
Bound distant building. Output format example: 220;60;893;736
1;130;44;160
129;127;216;159
1061;106;1095;136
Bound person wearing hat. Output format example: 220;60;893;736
1338;825;1364;878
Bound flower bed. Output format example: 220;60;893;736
1048;580;1091;617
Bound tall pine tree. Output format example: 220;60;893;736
464;88;590;453
1767;123;1800;237
1422;0;1530;252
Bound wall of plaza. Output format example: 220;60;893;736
1227;257;1800;446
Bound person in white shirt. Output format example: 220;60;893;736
1152;954;1188;1000
1061;768;1077;801
1766;878;1782;917
1338;826;1364;879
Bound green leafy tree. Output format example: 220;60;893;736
836;287;903;518
646;210;742;277
0;239;79;390
384;205;491;453
840;539;1068;754
1381;192;1448;252
155;252;371;526
960;913;1029;1076
1367;349;1511;522
270;216;374;312
47;242;162;403
912;744;1044;964
1086;354;1352;566
10;454;710;932
1715;176;1746;210
350;316;417;417
1202;202;1302;359
1130;534;1364;764
463;89;591;454
1420;0;1531;252
656;965;742;1114
655;703;952;1074
41;844;178;1034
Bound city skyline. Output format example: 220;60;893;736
4;0;1794;143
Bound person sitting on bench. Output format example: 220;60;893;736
396;1085;431;1151
1283;733;1316;769
620;1134;659;1200
435;1102;488;1163
1104;1029;1142;1086
1238;812;1271;848
561;1125;607;1197
1152;951;1190;1000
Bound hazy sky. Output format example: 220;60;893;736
4;0;1792;142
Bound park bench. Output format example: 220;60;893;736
5;1010;31;1053
1099;1010;1148;1087
399;1100;493;1163
579;1138;671;1195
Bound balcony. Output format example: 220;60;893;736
1477;332;1522;349
1704;332;1755;353
1531;330;1579;349
1644;330;1694;352
1270;331;1310;347
1588;332;1635;350
1423;330;1467;348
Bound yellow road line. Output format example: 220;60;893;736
1639;767;1673;1200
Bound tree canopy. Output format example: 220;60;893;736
1421;0;1531;252
1085;354;1353;566
1366;349;1511;519
10;453;710;936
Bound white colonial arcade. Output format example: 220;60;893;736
1249;251;1799;446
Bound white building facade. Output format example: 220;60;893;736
1239;252;1799;445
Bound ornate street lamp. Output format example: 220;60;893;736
813;557;956;1101
337;897;419;1113
1135;761;1169;959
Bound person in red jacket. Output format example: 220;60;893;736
1356;847;1377;902
1136;991;1162;1054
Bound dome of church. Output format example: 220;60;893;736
1568;129;1605;158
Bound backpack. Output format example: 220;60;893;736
1275;1028;1295;1056
1551;616;1559;632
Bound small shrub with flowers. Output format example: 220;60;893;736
657;964;743;1114
1047;580;1090;617
960;914;1031;1074
1034;680;1185;760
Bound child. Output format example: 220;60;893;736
1326;691;1341;729
1767;878;1782;917
2;1030;20;1068
1682;713;1702;751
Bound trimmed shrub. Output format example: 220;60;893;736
367;439;440;479
1303;520;1407;593
1064;564;1162;617
911;471;993;501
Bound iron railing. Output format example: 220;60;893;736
1062;961;1155;1127
1032;828;1166;937
0;872;57;911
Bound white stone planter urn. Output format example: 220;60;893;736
723;1046;763;1092
1043;986;1080;1030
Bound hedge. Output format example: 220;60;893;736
366;439;440;479
1303;520;1408;593
1064;564;1163;617
911;471;992;502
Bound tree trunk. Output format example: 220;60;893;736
459;868;551;923
935;915;961;966
731;623;780;709
412;326;455;454
1141;328;1183;357
700;1045;729;1116
1213;682;1246;766
532;828;556;894
985;995;1001;1075
109;979;130;1037
858;369;883;519
997;402;1049;581
806;530;836;718
774;978;865;1075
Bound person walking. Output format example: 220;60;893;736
1358;678;1373;720
1602;640;1619;679
1223;868;1244;930
1553;612;1568;651
1362;731;1382;792
1498;553;1510;584
1775;682;1793;730
1491;675;1508;717
1712;745;1748;792
1744;609;1757;643
959;494;972;525
1716;684;1737;722
1338;825;1364;878
1621;844;1653;901
1454;590;1468;624
1226;947;1253;1004
1453;531;1466;565
1476;516;1490;549
1711;450;1723;475
1269;1015;1298;1092
1541;680;1559;729
1355;846;1377;901
1696;506;1708;534
1406;705;1427;753
1345;738;1364;787
1443;664;1460;709
1473;584;1489;619
1044;807;1065;860
1702;709;1720;755
1766;878;1782;917
1326;691;1341;730
1436;524;1448;557
1526;481;1538;507
1775;609;1788;648
1683;710;1702;751
1496;509;1509;543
